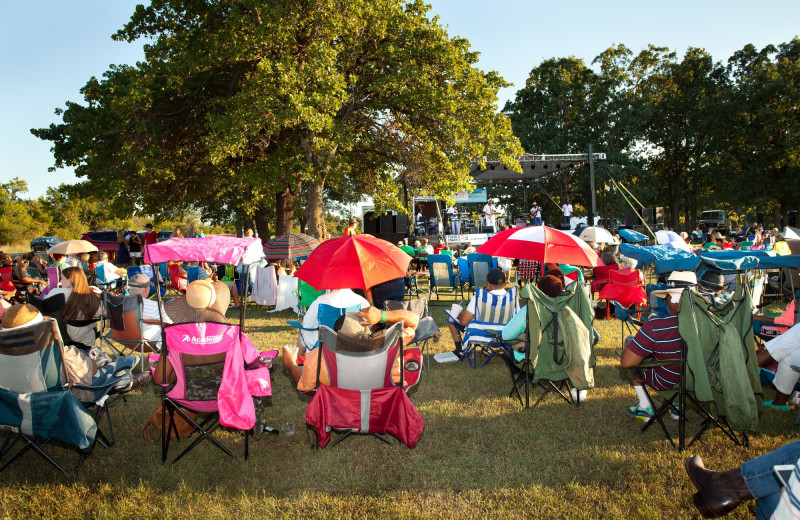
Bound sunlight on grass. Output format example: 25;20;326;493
0;294;794;519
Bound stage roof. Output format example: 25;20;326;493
470;153;606;183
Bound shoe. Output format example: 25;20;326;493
627;404;654;420
763;400;790;411
685;455;752;518
669;404;681;420
452;349;463;360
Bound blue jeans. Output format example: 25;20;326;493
531;217;542;226
741;440;800;520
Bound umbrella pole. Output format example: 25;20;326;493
239;264;248;336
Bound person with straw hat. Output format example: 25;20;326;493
163;279;231;324
620;271;697;421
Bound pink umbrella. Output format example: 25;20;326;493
477;226;601;267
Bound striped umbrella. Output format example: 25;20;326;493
263;233;320;259
476;226;601;267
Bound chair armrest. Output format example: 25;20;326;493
286;320;316;332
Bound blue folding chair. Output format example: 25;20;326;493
127;265;165;297
427;254;466;301
287;303;362;351
461;286;519;368
466;253;495;296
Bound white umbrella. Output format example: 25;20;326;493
655;230;692;252
578;226;616;244
47;239;99;255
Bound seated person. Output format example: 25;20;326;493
295;288;370;355
49;253;70;269
419;238;434;255
164;279;231;324
281;306;420;392
448;268;511;358
399;242;416;258
11;255;46;296
151;283;262;387
4;303;147;393
600;251;619;267
463;242;476;255
756;315;800;410
96;251;126;286
620;271;695;420
366;277;406;310
25;253;47;280
127;273;172;349
685;441;800;519
773;233;791;255
59;267;103;349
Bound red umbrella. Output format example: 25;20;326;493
294;234;411;290
477;226;601;267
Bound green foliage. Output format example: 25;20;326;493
33;0;522;234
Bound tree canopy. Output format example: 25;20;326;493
33;0;522;238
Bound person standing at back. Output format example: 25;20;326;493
343;219;358;237
561;199;573;228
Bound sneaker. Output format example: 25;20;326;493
452;349;463;360
628;404;654;421
669;404;681;420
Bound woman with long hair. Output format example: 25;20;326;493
61;266;102;349
117;229;131;266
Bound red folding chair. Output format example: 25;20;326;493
598;268;647;320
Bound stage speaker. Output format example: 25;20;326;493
363;212;378;234
379;214;394;234
626;208;642;226
393;214;409;234
642;208;655;225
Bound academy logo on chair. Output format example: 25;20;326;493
181;334;223;345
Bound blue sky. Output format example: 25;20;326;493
2;0;799;199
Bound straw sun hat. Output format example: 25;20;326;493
2;303;43;330
164;279;230;324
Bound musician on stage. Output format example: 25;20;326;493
482;199;498;233
447;204;460;235
529;201;542;226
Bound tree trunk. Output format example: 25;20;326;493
275;186;297;235
253;208;270;242
305;180;325;239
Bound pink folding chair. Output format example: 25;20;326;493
153;322;271;463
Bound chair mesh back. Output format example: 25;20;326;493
104;294;144;342
0;319;62;393
181;353;225;402
318;323;402;391
432;262;453;288
474;286;518;325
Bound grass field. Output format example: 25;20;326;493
0;287;794;519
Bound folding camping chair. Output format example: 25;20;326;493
166;263;187;295
0;319;134;475
101;293;157;371
294;279;324;319
427;254;466;301
127;265;164;298
461;286;519;369
466;253;493;296
598;268;647;320
612;300;644;352
510;281;595;409
639;286;760;451
157;322;267;463
287;303;364;352
385;298;440;374
305;323;424;448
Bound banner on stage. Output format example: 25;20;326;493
453;188;487;204
445;233;495;245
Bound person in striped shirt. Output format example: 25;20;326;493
620;271;697;420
